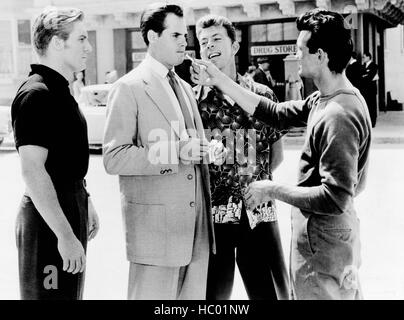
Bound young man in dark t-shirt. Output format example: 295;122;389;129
191;10;371;300
194;15;289;300
11;7;99;300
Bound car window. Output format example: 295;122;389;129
80;88;109;107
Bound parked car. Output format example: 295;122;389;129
0;105;12;145
78;83;111;148
0;84;111;149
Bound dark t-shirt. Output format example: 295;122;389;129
11;64;89;187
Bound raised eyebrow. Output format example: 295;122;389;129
172;32;186;36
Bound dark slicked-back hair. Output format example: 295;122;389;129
296;9;353;74
140;3;183;46
32;6;84;56
195;14;237;43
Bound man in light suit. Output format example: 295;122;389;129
103;3;217;300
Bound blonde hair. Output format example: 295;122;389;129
32;6;84;56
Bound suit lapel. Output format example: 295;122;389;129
140;65;181;138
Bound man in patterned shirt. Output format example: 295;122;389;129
194;15;289;300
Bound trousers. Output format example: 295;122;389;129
290;206;362;300
16;180;88;300
206;206;290;300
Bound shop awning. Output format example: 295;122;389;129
375;0;404;26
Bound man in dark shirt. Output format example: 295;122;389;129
361;51;378;127
345;52;361;90
253;57;274;89
11;7;99;300
191;9;371;300
194;15;289;300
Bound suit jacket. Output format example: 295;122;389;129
103;60;215;267
361;61;378;94
253;67;271;88
345;60;361;90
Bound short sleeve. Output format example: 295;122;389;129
13;88;53;150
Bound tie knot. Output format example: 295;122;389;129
167;70;176;80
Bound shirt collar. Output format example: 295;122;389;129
29;64;69;89
196;73;244;103
144;53;174;79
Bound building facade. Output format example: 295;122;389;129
385;24;404;109
1;0;403;110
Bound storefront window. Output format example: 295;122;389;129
235;28;242;42
131;31;146;49
17;19;32;76
251;21;299;43
0;20;14;77
186;28;195;47
251;24;267;42
283;22;299;40
267;23;282;42
18;19;31;46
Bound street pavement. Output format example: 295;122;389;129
283;111;404;146
1;137;403;299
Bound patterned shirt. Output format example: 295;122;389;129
195;75;287;226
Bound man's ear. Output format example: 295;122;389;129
317;48;328;65
49;35;65;51
147;30;158;44
232;41;240;56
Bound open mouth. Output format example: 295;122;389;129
208;52;221;59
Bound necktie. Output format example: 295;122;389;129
167;70;196;133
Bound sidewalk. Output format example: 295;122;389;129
284;111;404;145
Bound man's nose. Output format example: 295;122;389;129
85;40;92;53
179;35;187;47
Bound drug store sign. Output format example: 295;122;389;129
251;44;297;56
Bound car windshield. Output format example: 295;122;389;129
80;84;111;107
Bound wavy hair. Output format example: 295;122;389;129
32;6;84;56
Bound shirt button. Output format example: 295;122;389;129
190;201;195;208
187;174;193;180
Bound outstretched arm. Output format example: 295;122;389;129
190;59;312;130
190;60;261;115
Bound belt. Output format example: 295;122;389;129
51;178;87;191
